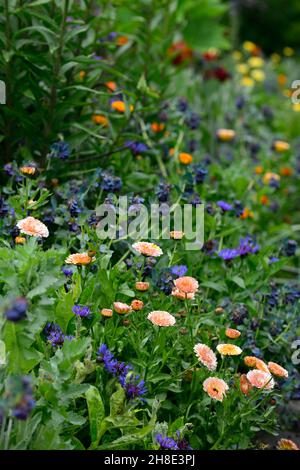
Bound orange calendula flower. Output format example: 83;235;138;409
147;310;176;327
255;166;264;175
272;140;290;152
240;374;252;395
244;356;269;373
216;129;236;142
263;172;280;185
100;308;113;317
174;276;198;294
217;344;242;356
15;236;26;244
79;70;86;80
225;328;241;339
132;241;163;257
203;377;229;402
246;369;274;389
135;281;150;291
131;299;144;311
113;302;132;314
92;114;108;126
268;361;288;378
20;166;37;176
111;100;134;113
17;216;49;238
116;35;128;46
260;195;269;205
171;288;195;300
277;438;299;450
65;252;94;265
240;207;254;219
170;231;184;240
105;81;117;92
151;122;165;133
280;167;293;176
277;74;287;87
169;148;175;156
194;343;217;371
178;152;193;165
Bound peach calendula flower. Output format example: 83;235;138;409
277;438;299;450
20;165;37;176
132;241;163;257
17;216;49;238
272;140;290;152
216;344;242;356
113;302;132;315
246;369;274;390
111;100;134;113
135;281;150;291
147;310;176;327
15;236;26;245
100;308;113;318
263;172;280;185
173;276;198;294
178;152;193;165
105;81;117;92
255;166;264;175
193;344;217;371
244;356;257;368
170;231;184;240
203;377;229;402
171;288;195;300
151;122;165;133
225;328;241;339
240;374;252;395
244;356;269;373
216;128;236;142
131;299;144;311
65;252;94;265
92;114;108;126
268;361;288;378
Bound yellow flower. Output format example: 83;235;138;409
15;236;26;244
236;63;249;75
273;140;290;152
216;344;242;356
240;76;254;87
283;47;294;57
79;70;86;80
216;128;236;142
251;69;265;82
243;41;257;53
248;56;264;68
270;53;281;63
232;50;242;61
293;103;300;112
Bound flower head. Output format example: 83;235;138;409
156;434;179;450
148;310;176;327
244;356;269;373
246;369;274;389
179;152;193;165
4;297;28;322
216;129;236;142
218;248;239;261
111;100;133;113
170;231;185;240
113;302;132;314
217;200;233;212
170;265;188;277
240;374;252;395
216;344;242;356
132;241;163;257
17;216;49;238
135;281;150;291
171;288;195;300
272;140;290;153
203;377;229;401
100;308;113;317
65;252;94;265
173;276;198;294
277;438;299;450
131;299;144;311
72;305;91;318
194;343;217;371
268;361;288;378
225;328;241;339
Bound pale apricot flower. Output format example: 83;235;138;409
246;369;274;390
244;356;269;373
194;343;217;371
216;344;242;356
170;231;185;240
225;328;241;339
65;252;94;265
171;288;195;300
132;241;163;257
216;129;236;142
203;377;229;402
100;308;113;317
113;302;132;314
277;438;299;450
135;281;150;291
131;299;144;311
17;216;49;238
173;276;198;294
147;310;176;327
268;361;288;378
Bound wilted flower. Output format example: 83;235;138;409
203;377;229;401
17;216;49;238
216;344;242;356
194;343;217;371
148;310;176;327
246;370;274;389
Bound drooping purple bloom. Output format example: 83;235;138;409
72;305;91;318
217;200;233;212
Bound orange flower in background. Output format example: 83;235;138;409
113;302;132;314
65;252;94;265
272;140;290;152
132;241;163;257
174;276;198;294
280;167;293;176
151;122;165;133
15;236;26;244
169;148;175;156
240;374;252;395
111;100;134;113
131;299;144;311
277;74;287;87
246;369;274;389
92;114;108;126
263;172;280;185
217;344;242;356
240;207;254;219
244;356;257;368
170;231;184;240
116;35;128;46
135;281;150;291
79;70;86;80
100;308;113;317
194;343;217;371
255;166;264;175
216;129;236;142
105;81;117;92
268;361;288;378
203;377;229;402
178;152;193;165
147;310;176;327
277;438;299;450
244;356;269;372
17;216;49;238
260;195;269;205
171;288;195;300
20;165;37;176
167;41;193;66
225;328;241;339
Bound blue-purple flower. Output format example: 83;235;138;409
72;305;91;318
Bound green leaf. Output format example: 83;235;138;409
85;386;105;444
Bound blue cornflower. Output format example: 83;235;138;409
49;141;70;160
119;374;147;400
218;248;239;261
217;200;233;212
3;163;14;177
72;305;91;318
269;256;279;264
4;297;28;322
156;181;172;203
282;239;297;257
62;266;74;277
0;196;9;218
9;376;35;421
125;141;148;156
175;430;193;450
156;434;179;450
237;236;259;256
171;265;188;277
193;165;208;184
101;172;122;192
